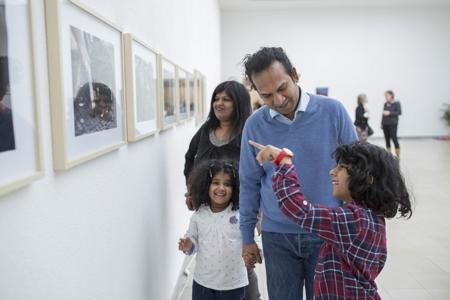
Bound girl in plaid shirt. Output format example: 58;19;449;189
248;141;412;300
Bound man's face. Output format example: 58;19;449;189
251;61;299;119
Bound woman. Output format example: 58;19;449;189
381;90;402;158
354;93;371;141
184;81;251;183
184;80;261;300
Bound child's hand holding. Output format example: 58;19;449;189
178;237;193;253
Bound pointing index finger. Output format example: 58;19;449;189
248;140;265;150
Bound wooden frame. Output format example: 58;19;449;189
187;71;195;120
123;33;159;141
45;0;126;170
159;56;177;130
194;70;206;125
0;0;44;196
176;66;189;123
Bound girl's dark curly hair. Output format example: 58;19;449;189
187;159;240;211
334;142;412;219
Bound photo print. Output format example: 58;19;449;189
134;55;156;123
0;5;15;153
70;25;117;137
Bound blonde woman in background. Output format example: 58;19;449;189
354;93;371;141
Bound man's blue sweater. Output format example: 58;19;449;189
239;92;357;244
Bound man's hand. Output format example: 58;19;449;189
242;243;262;268
383;110;390;116
179;237;193;252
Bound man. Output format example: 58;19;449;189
239;47;357;300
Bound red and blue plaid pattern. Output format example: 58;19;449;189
273;164;386;300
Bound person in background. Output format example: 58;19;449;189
381;90;402;159
354;93;371;141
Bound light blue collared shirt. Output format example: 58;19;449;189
269;87;310;125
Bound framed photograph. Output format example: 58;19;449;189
45;0;126;170
194;70;206;125
0;0;44;196
316;87;329;96
177;67;189;123
123;33;159;141
159;57;177;129
187;72;196;120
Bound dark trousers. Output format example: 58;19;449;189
193;280;245;300
383;124;400;149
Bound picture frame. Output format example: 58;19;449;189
123;33;159;142
45;0;126;170
194;70;206;125
0;0;44;197
159;56;177;129
177;67;189;123
187;72;196;120
316;87;329;96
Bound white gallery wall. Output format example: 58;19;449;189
0;0;220;299
221;5;450;137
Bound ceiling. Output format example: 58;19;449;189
219;0;450;10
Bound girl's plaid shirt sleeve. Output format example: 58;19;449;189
272;163;386;260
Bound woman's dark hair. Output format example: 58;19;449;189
385;90;395;99
242;47;295;89
334;142;412;219
206;81;251;141
187;159;240;211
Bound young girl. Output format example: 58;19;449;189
249;140;412;300
179;159;248;300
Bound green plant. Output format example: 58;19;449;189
443;104;450;127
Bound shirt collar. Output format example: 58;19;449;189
269;86;310;119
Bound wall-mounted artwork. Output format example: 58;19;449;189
194;70;206;125
45;0;125;170
187;72;196;120
0;1;43;196
316;87;329;96
123;33;159;141
160;57;176;129
177;67;188;122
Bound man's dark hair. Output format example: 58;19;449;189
334;142;412;219
242;47;295;89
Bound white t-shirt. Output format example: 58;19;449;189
185;204;248;290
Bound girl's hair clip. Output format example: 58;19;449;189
209;162;236;178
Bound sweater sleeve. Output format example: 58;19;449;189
273;164;374;253
184;127;203;184
239;122;263;245
338;102;358;144
390;102;402;117
184;213;199;255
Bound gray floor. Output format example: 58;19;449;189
175;139;450;300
